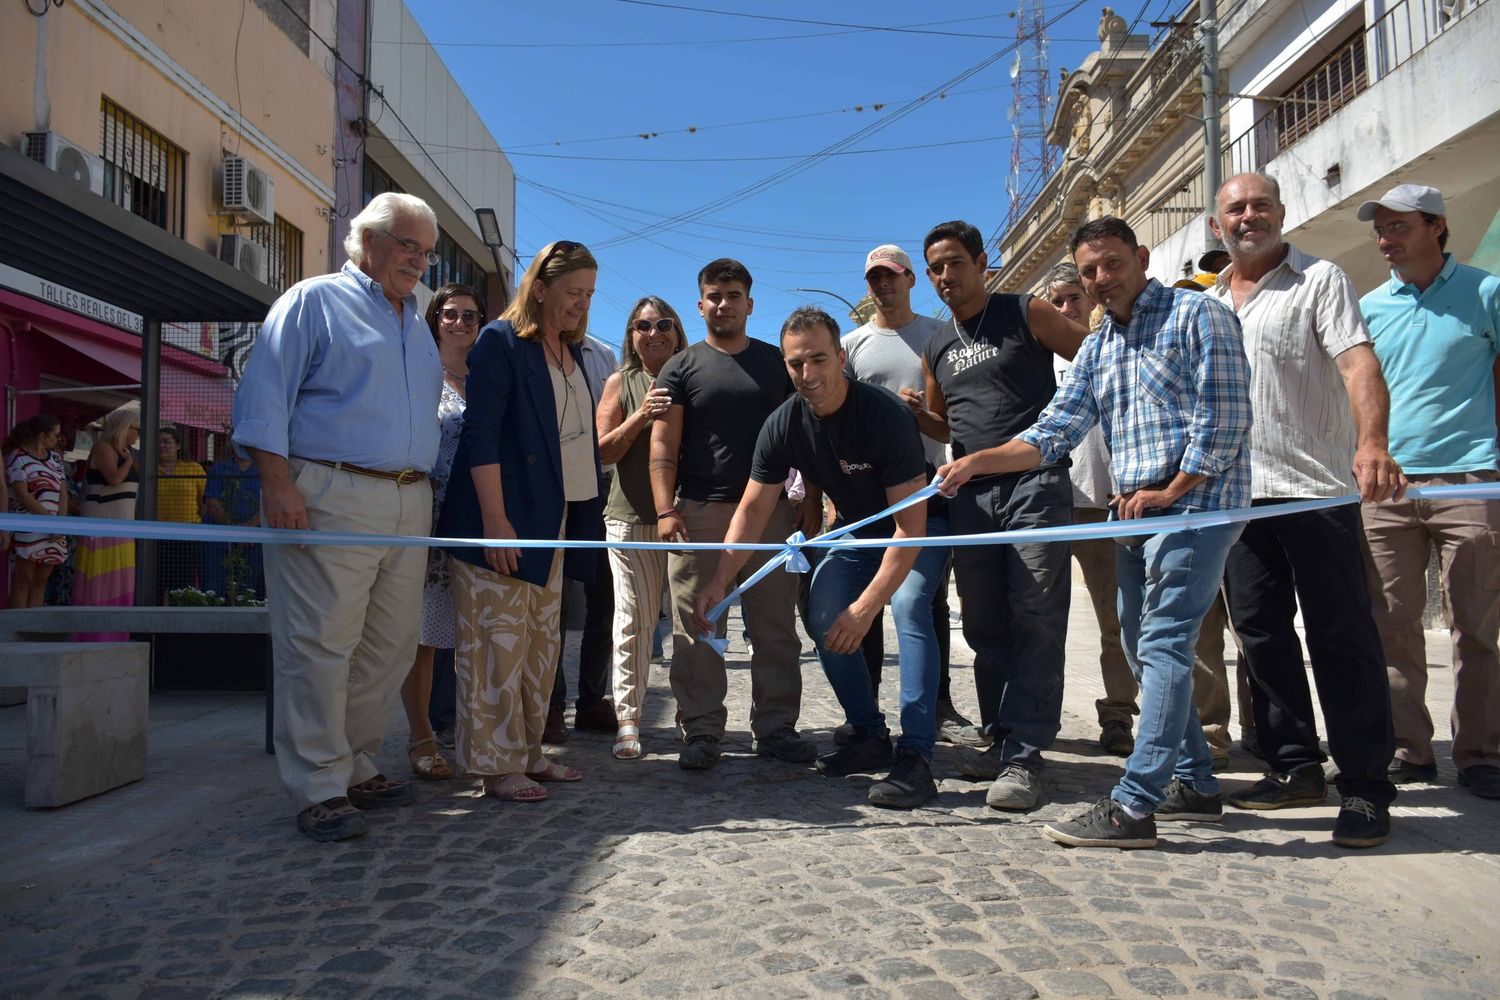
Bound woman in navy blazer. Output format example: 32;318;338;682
437;240;604;802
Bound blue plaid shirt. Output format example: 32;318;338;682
1019;279;1252;513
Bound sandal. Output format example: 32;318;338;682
408;736;453;781
484;773;548;802
526;759;584;782
613;724;642;760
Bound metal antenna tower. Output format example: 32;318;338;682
1007;0;1055;222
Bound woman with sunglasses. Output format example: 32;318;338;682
594;297;686;758
437;241;604;802
400;283;486;782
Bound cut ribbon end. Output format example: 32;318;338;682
701;634;730;658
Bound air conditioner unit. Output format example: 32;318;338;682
23;130;105;196
219;234;269;284
221;154;275;225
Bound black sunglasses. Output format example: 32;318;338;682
440;307;480;325
633;318;675;333
536;240;584;275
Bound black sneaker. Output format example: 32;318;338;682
1458;764;1500;799
937;702;989;748
755;727;818;763
346;774;418;809
1238;729;1263;759
1388;758;1439;784
679;734;721;770
832;722;855;746
297;796;368;843
1098;719;1135;756
1043;797;1157;849
1227;763;1327;810
868;748;937;810
816;731;894;777
1332;795;1391;848
1156;777;1223;822
956;745;1003;781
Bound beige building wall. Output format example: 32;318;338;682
1;0;336;282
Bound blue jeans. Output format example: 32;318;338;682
806;519;950;758
1113;521;1243;815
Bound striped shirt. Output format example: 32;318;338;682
1020;279;1252;513
1210;244;1369;498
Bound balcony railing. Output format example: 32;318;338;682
1228;0;1488;173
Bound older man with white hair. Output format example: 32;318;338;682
233;192;443;842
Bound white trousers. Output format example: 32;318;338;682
264;458;431;809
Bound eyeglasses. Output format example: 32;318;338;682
375;229;441;266
1370;221;1414;240
633;318;675;334
536;240;583;275
440;307;480;325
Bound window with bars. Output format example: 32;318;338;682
100;98;187;237
1273;30;1369;150
246;216;306;293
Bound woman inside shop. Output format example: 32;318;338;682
71;404;140;638
4;413;68;608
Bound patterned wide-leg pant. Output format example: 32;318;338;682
453;554;564;776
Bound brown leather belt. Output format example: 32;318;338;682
306;458;427;485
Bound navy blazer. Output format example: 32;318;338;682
437;321;603;587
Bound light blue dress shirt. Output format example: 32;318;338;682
232;261;442;472
1020;280;1252;513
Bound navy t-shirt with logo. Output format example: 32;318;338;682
750;378;930;539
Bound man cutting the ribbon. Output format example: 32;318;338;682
694;306;948;809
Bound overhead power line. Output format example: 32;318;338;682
587;0;1091;251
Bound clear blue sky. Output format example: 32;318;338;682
405;1;1169;345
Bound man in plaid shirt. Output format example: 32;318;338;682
939;217;1252;848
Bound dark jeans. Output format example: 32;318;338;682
950;467;1072;768
428;646;456;733
550;547;615;712
1222;501;1397;805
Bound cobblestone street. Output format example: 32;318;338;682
2;582;1497;999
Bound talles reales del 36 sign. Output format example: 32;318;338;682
0;263;145;334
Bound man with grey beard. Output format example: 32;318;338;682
1207;172;1402;848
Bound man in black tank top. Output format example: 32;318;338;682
917;220;1088;811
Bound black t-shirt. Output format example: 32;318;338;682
922;292;1058;459
751;379;928;539
656;339;794;503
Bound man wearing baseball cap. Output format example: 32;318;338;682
835;244;980;749
1358;182;1500;800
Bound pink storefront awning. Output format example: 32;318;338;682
8;290;236;432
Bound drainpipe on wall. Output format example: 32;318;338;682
1200;0;1221;240
33;4;50;131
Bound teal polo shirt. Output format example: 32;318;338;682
1360;254;1500;474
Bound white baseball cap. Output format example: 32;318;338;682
1356;183;1446;221
864;244;913;275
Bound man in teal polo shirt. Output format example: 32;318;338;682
1357;183;1500;800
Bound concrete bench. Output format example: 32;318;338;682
0;642;150;807
0;606;273;753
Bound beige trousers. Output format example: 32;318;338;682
1362;470;1500;769
264;459;431;810
453;553;564;776
606;517;667;723
667;497;803;741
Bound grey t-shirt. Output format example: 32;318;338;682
842;315;947;467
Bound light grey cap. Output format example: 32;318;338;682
1356;183;1446;220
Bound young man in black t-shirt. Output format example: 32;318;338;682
917;220;1087;812
694;307;949;808
650;259;820;771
